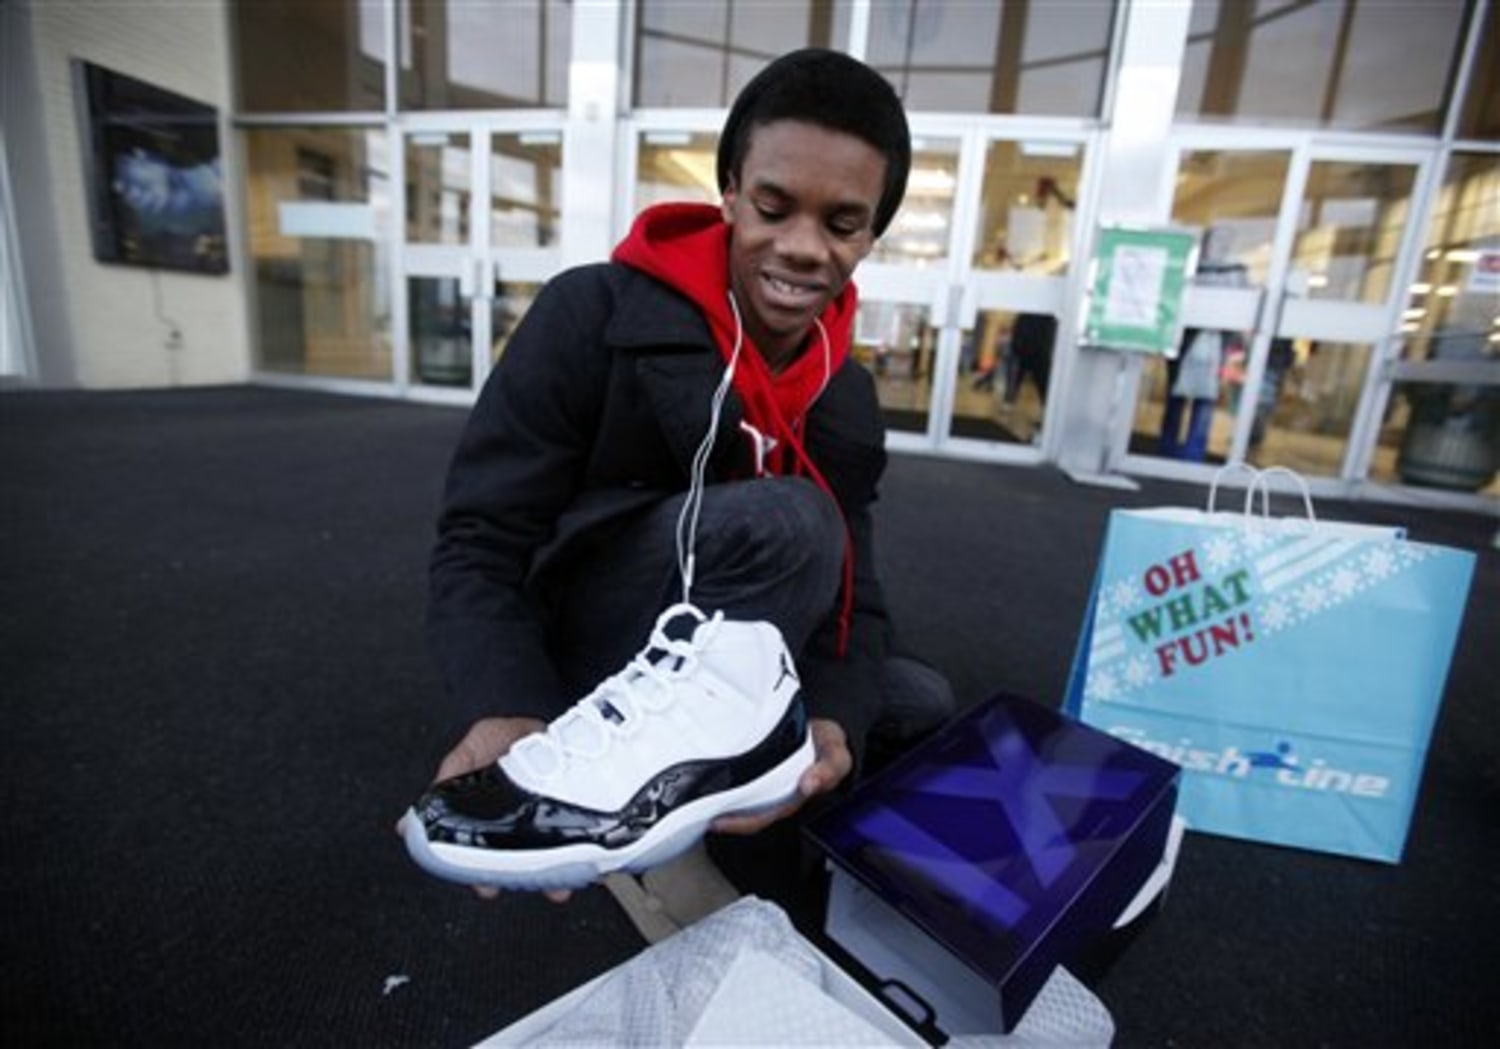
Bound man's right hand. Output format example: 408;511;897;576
426;716;573;903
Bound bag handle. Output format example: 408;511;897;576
1207;463;1260;514
1246;465;1317;522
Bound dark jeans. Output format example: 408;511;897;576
545;476;953;745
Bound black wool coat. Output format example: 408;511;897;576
427;261;891;751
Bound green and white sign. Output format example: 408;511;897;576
1083;226;1199;355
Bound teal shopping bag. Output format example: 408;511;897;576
1063;478;1476;863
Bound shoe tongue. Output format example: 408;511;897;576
660;614;697;643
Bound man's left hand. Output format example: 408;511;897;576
710;718;852;836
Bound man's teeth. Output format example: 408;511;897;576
767;276;810;294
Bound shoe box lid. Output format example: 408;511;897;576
805;693;1180;1035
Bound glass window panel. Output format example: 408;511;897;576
972;140;1084;275
409;276;543;388
1129;331;1251;466
233;0;386;112
1170;150;1291;288
405;132;471;246
867;0;1113;117
491;281;543;364
491;133;562;248
1177;0;1468;133
635;132;720;210
634;0;850;107
1373;380;1500;495
953;309;1055;444
401;0;570;110
244;127;392;379
1243;340;1374;477
1400;153;1500;363
1458;1;1498;139
409;275;469;386
872;137;959;266
1291;161;1417;304
855;300;938;434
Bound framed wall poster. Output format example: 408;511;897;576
73;60;229;275
1082;225;1198;356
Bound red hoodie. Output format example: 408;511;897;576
612;202;857;653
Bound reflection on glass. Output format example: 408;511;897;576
491;282;542;364
971;140;1083;274
401;0;570;109
634;0;850;107
1458;1;1498;139
1170;150;1290;286
635;132;719;211
953;310;1054;444
1244;340;1373;477
492;134;562;247
872;138;959;266
1291;161;1416;304
1130;331;1247;466
1131;338;1373;478
1176;0;1468;132
233;0;386;112
867;0;1113;115
1400;153;1500;363
406;132;471;246
409;277;543;388
410;276;469;386
244;127;392;380
1374;380;1500;494
854;301;937;434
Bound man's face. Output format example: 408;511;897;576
721;120;886;367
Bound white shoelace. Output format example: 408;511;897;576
509;604;726;781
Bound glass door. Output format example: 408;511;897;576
856;130;963;446
948;132;1092;454
1126;137;1432;488
861;125;1096;458
1366;151;1500;501
398;120;562;397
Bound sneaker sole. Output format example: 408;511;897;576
401;730;816;892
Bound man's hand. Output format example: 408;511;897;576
710;718;852;836
422;716;574;902
434;715;545;783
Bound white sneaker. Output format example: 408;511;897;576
400;604;814;891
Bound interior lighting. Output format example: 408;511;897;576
908;167;956;194
1403;307;1426;319
1445;249;1480;263
898;210;949;231
1307;274;1329;289
1409;282;1433;295
1400;322;1420;333
1019;141;1081;158
1435;285;1459;297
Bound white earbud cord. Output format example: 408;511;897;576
675;291;744;604
674;292;833;606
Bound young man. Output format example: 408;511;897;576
405;49;951;892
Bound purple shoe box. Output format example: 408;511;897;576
806;693;1180;1036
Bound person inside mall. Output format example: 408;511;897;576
403;48;954;898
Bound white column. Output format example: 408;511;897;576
1055;0;1193;480
560;1;623;270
